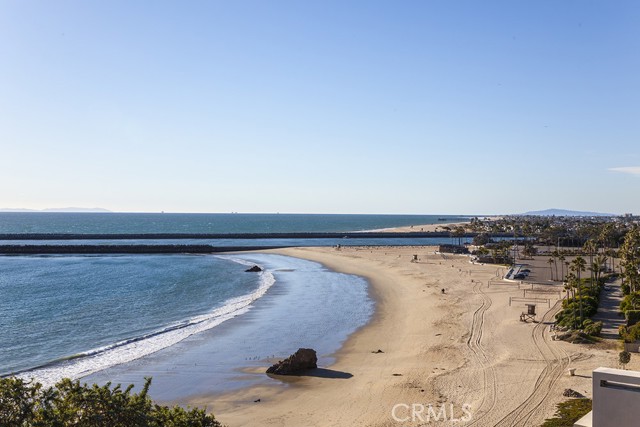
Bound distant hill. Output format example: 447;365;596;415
0;207;112;213
520;209;614;217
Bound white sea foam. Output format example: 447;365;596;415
18;257;275;388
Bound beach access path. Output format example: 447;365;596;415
593;279;625;340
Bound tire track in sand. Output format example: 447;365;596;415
494;299;570;427
465;280;498;426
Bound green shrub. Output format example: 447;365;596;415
620;323;640;343
584;321;602;337
542;398;592;427
626;310;640;326
559;299;598;319
620;292;640;313
0;376;221;427
555;279;606;332
472;233;492;246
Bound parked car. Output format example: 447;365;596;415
514;273;527;279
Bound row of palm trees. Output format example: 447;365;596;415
555;226;640;330
548;239;614;330
620;226;640;295
546;247;610;284
467;216;633;251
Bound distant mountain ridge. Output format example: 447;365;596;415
0;207;112;213
521;208;614;217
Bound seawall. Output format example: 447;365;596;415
0;231;508;240
0;245;288;255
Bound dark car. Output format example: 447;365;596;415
514;273;527;279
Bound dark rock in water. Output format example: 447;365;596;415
245;265;262;272
266;348;317;375
563;388;584;398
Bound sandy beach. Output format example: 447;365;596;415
377;221;469;233
192;245;635;426
380;216;501;233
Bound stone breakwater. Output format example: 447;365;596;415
0;231;508;240
0;245;288;254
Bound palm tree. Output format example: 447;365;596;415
551;250;560;282
583;239;598;290
559;253;566;281
452;226;465;246
621;227;640;294
606;248;617;275
548;258;555;281
572;256;587;327
565;272;578;329
599;223;615;271
592;254;608;284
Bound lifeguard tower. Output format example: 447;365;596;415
520;304;536;322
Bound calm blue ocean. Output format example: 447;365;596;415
0;212;469;234
0;213;466;392
1;254;272;380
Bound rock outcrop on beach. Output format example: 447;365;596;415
245;265;262;272
266;348;317;375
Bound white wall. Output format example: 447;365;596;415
592;367;640;427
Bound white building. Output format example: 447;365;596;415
575;367;640;427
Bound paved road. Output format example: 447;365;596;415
593;279;625;339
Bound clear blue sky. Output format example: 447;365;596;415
1;1;638;214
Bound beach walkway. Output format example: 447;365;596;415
593;279;625;340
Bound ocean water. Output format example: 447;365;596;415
0;255;272;380
0;213;461;395
84;254;374;401
0;212;469;234
2;253;373;399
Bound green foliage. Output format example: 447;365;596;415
620;292;640;314
541;398;592;427
557;330;598;344
0;377;221;427
556;296;600;329
620;226;640;294
625;310;640;327
555;276;604;330
583;320;602;337
521;242;537;258
472;233;492;246
619;323;640;343
0;376;42;427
